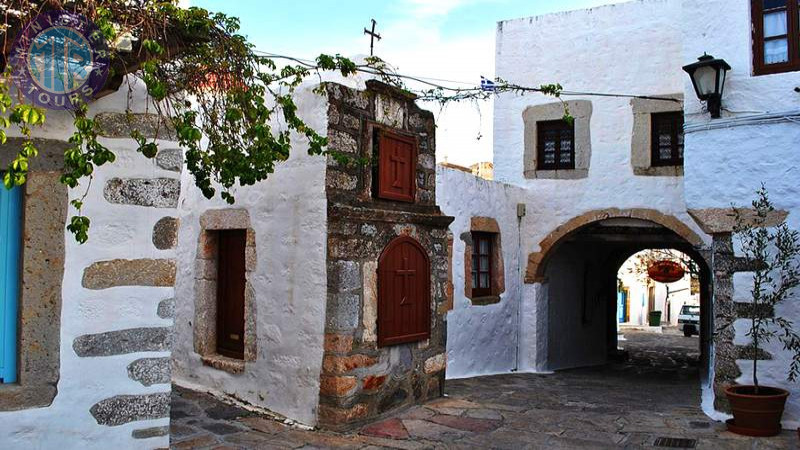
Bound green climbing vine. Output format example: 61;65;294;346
1;1;571;243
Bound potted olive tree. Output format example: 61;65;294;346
726;186;800;437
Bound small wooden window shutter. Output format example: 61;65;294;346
0;186;22;384
377;237;431;347
377;130;417;203
216;230;247;359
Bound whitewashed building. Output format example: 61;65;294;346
682;0;800;424
438;0;800;428
0;82;180;449
1;1;798;447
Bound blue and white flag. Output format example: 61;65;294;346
480;76;496;92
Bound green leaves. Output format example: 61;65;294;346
67;215;91;244
0;3;384;244
11;104;46;127
734;186;800;384
0;79;45;189
316;54;358;76
142;39;165;55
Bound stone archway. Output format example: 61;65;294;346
524;208;704;283
521;209;712;376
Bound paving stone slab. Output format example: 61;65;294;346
398;407;435;421
222;431;304;449
464;408;504;421
201;422;245;435
167;331;798;449
284;429;364;449
429;414;502;433
238;416;290;434
361;418;410;440
172;434;220;449
170;423;200;439
401;419;468;442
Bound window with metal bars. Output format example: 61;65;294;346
752;0;800;75
471;232;493;297
651;112;684;167
537;120;575;170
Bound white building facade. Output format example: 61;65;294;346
0;82;180;449
438;0;800;427
682;0;800;425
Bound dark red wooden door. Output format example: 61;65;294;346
216;230;247;359
378;236;430;347
377;130;417;203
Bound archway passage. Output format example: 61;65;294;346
539;217;711;377
616;249;703;375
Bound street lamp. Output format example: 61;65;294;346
682;53;731;119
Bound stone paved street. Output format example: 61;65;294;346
170;330;796;449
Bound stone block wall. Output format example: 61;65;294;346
0;99;181;449
320;81;454;429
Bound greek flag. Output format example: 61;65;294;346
480;76;496;92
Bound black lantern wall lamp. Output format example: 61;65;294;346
682;53;731;119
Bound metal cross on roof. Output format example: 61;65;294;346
364;19;381;56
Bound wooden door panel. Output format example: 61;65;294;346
216;230;246;359
377;130;417;203
378;237;430;347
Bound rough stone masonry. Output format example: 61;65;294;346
320;80;454;429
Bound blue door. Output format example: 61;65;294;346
0;186;21;384
617;289;629;323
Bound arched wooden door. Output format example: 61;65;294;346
378;236;431;347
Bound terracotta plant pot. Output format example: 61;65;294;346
725;385;789;437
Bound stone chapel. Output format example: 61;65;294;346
171;79;455;430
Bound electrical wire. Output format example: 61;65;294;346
254;49;682;103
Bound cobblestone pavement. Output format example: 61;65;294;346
170;330;796;449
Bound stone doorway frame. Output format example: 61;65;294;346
193;209;258;374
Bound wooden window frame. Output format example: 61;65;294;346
216;229;247;360
471;232;493;298
650;112;684;168
536;120;575;171
752;0;800;75
376;129;418;203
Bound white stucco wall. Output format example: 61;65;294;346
681;0;800;427
172;84;329;427
0;81;176;449
545;243;610;370
436;167;527;379
490;0;710;373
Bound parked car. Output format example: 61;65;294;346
678;304;700;337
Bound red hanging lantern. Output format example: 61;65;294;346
647;260;685;283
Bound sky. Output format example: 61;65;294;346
191;0;619;166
